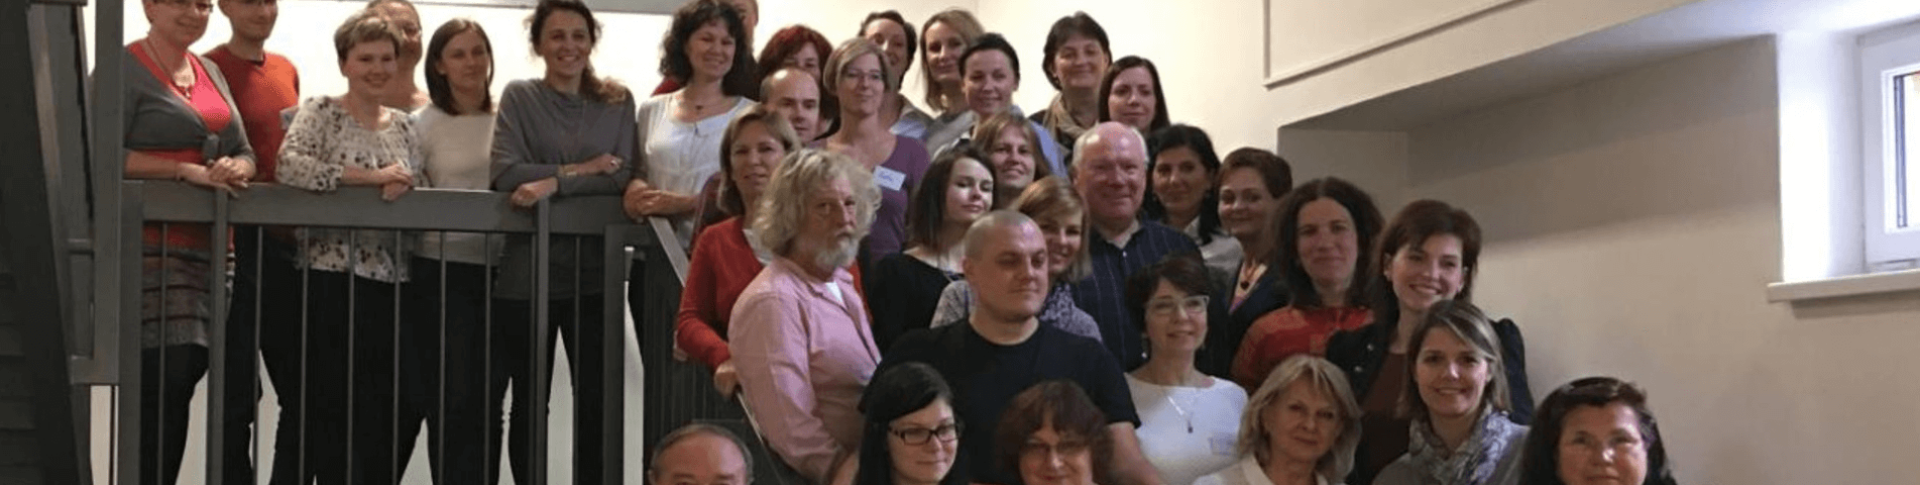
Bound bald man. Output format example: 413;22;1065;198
1070;122;1201;371
879;211;1162;485
649;424;752;485
761;67;823;142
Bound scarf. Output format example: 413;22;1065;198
1039;93;1092;147
1405;410;1522;485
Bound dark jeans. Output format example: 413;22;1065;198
225;228;302;485
140;344;208;485
390;257;498;485
264;270;398;485
494;293;608;485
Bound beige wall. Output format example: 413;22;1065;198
1402;38;1920;484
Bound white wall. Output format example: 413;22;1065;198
1402;38;1920;484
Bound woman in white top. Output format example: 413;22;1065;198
1194;355;1362;485
626;0;758;246
1124;255;1248;485
398;18;498;484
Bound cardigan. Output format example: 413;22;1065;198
674;217;770;369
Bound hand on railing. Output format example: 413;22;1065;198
561;153;623;178
624;189;696;218
176;163;244;196
203;156;254;189
512;178;559;208
713;359;740;397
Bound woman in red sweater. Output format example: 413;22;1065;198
675;105;801;396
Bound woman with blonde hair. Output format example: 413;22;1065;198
1196;355;1362;485
1372;300;1528;485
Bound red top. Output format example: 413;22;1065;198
676;217;868;369
204;46;300;182
133;42;232;251
1232;305;1373;388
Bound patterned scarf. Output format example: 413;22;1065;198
1405;410;1522;485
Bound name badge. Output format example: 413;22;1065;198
874;166;906;192
1209;434;1237;456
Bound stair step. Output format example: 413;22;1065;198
0;430;42;465
0;326;21;358
0;365;24;398
0;465;43;485
0;399;34;431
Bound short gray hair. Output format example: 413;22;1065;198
648;423;753;483
1069;121;1147;170
1240;355;1362;480
962;210;1038;259
751;149;879;257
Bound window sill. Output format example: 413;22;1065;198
1767;268;1920;303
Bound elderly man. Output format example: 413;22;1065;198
1071;122;1200;370
731;149;883;485
881;211;1163;485
650;424;753;485
762;66;824;143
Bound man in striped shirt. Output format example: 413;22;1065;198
1070;122;1200;371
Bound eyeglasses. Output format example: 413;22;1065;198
1146;295;1209;317
1020;438;1090;459
890;423;960;445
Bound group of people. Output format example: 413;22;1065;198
121;0;1681;485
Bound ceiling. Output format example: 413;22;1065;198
1287;0;1920;131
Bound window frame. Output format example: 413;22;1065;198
1860;24;1920;272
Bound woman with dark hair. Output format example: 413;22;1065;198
1372;300;1528;485
1144;125;1237;274
972;111;1052;203
868;147;997;349
1098;56;1171;135
757;24;832;85
855;362;968;485
918;9;984;142
398;18;498;484
675;106;799;398
1125;256;1249;485
490;1;638;483
996;381;1114;485
629;0;759;246
821;38;933;269
1230;177;1383;389
861;11;937;139
928;33;1065;177
649;0;758;95
123;0;257;482
1201;148;1293;379
1325;201;1533;485
1196;355;1363;485
1520;377;1678;485
1032;12;1112;152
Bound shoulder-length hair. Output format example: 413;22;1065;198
1365;200;1483;330
1239;355;1362;480
1013;176;1090;282
918;8;983;113
993;381;1111;482
1141;124;1224;243
1401;299;1509;419
823;38;896;97
527;0;629;104
659;0;758;98
1271;177;1383;309
973;111;1052;201
1097;56;1171;133
752;149;880;257
906;146;995;250
855;362;966;485
1520;377;1678;485
424;19;494;115
1041;12;1111;91
1124;254;1211;333
717;105;801;218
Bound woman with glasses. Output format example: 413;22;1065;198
1519;377;1679;485
1125;255;1247;485
855;362;968;485
995;381;1112;485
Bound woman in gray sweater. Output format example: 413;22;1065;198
487;1;637;484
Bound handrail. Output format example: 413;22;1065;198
132;181;651;237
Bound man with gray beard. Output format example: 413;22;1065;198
729;149;884;484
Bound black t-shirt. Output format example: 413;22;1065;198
880;322;1139;485
867;252;960;351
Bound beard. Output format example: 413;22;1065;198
811;233;859;271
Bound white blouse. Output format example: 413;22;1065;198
1127;374;1250;485
635;94;755;246
412;105;499;266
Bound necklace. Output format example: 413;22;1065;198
143;38;194;98
1165;390;1195;433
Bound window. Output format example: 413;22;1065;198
1862;26;1920;272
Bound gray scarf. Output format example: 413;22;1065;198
1405;410;1522;485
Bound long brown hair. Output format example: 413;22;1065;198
528;0;628;104
424;19;494;115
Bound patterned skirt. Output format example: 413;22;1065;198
140;246;214;349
